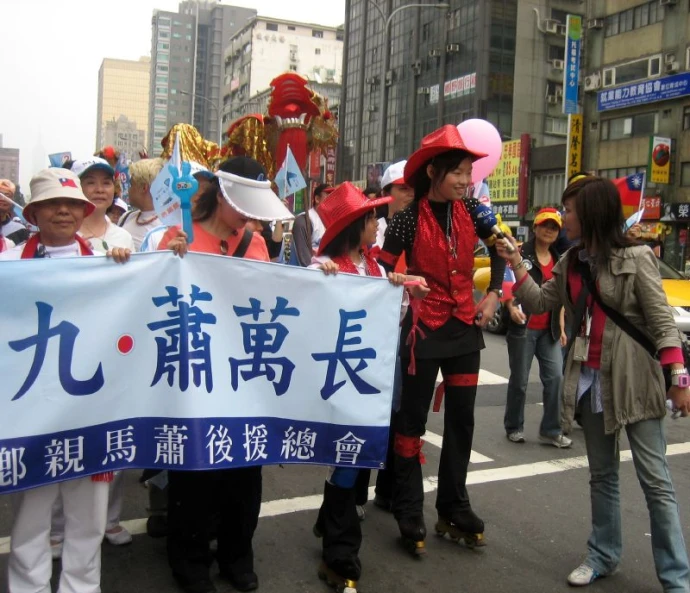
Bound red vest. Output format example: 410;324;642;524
408;198;476;330
331;253;382;277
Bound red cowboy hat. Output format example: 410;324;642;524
404;124;488;185
317;182;392;255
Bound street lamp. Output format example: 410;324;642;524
372;1;450;163
179;90;223;145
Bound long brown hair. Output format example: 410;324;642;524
561;176;636;263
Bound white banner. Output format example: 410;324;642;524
0;252;402;493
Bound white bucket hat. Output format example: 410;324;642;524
25;168;95;223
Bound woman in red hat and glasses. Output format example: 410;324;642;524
378;125;507;553
309;182;429;593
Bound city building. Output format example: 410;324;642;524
222;17;343;124
148;1;256;154
581;0;690;271
102;115;147;160
0;135;20;185
96;57;151;154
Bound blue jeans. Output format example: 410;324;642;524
579;393;690;592
504;328;562;437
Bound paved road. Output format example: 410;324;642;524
2;333;689;593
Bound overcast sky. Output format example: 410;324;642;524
0;0;346;192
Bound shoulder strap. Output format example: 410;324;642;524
117;210;136;227
232;228;253;258
579;260;657;358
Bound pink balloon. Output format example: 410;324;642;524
457;119;503;184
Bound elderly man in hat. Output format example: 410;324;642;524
2;168;129;593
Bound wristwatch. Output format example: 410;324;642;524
513;258;533;272
670;368;690;388
487;288;504;299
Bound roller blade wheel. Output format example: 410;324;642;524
435;512;486;549
317;562;358;593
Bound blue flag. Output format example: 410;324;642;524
275;147;307;200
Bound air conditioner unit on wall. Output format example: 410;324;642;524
547;94;559;105
428;48;441;57
544;20;559;34
411;60;422;75
665;53;677;64
551;59;565;70
665;61;680;74
584;72;601;91
417;87;430;95
587;18;604;30
366;75;379;85
367;104;377;112
446;43;460;53
557;24;567;35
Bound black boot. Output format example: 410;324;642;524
320;480;362;583
435;508;486;548
397;515;427;556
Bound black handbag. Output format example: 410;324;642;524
578;261;690;391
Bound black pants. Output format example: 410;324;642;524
393;353;480;520
316;478;362;581
167;467;262;584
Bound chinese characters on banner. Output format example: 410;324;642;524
566;114;583;182
0;253;401;493
648;136;671;184
562;15;582;115
598;72;690;112
486;139;521;206
325;147;337;185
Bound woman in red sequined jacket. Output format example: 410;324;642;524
378;125;506;553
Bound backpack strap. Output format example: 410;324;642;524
232;228;253;258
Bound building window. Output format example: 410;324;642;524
312;29;323;38
605;1;664;38
185;34;192;40
158;17;170;26
602;54;661;87
289;64;298;71
315;48;321;55
681;163;690;186
266;23;278;31
287;25;296;31
545;116;568;136
157;42;169;50
683;106;690;130
548;45;565;61
156;76;168;83
156;64;169;72
600;112;658;140
159;31;170;39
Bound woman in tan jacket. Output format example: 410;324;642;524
496;176;690;592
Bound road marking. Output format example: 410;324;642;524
436;369;509;385
423;431;493;464
3;441;688;555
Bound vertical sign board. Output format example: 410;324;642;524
563;15;582;115
566;114;584;182
648;136;671;184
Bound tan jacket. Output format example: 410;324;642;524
515;245;681;434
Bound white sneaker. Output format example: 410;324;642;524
507;431;525;443
567;563;614;586
539;433;572;448
50;540;63;561
104;525;133;546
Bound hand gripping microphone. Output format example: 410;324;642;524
462;195;515;253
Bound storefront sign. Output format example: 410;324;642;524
563;15;582;115
486;140;521;204
597;72;690;112
649;136;671;184
430;73;476;105
642;196;662;220
566;114;583;181
325;147;336;185
669;203;690;221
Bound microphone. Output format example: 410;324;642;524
463;196;515;253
